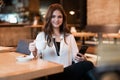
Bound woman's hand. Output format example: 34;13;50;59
29;42;36;52
75;53;87;62
29;42;37;59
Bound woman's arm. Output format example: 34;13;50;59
69;34;86;63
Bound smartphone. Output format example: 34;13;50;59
77;45;88;57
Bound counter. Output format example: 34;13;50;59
0;24;42;46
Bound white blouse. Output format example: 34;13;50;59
34;32;79;67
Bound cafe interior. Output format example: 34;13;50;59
0;0;120;80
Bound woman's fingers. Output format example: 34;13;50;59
29;42;36;52
75;53;87;61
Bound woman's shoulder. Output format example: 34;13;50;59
64;33;75;40
37;31;45;36
36;31;45;39
66;33;74;38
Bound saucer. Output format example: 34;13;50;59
16;56;33;62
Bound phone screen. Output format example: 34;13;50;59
79;45;88;55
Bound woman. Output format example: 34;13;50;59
29;3;94;80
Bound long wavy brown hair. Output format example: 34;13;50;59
43;3;70;46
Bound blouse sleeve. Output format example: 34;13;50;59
69;34;79;63
35;32;47;54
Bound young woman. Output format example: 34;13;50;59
29;3;94;80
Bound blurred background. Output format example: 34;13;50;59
0;0;120;79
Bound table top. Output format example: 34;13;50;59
0;46;15;53
72;32;120;38
72;32;96;38
0;52;63;80
102;33;120;38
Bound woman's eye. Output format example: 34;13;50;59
52;15;63;19
58;16;63;18
52;15;56;18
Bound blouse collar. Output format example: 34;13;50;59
52;34;64;40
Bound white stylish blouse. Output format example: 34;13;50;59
34;32;79;67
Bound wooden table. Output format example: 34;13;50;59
0;52;63;80
0;46;15;53
72;32;96;38
101;33;120;44
102;33;120;39
72;32;97;45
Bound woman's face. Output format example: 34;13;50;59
51;10;63;28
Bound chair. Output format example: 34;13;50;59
16;39;33;55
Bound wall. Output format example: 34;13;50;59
0;27;31;46
87;0;120;25
29;0;40;13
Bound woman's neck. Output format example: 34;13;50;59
53;28;60;36
53;28;61;42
